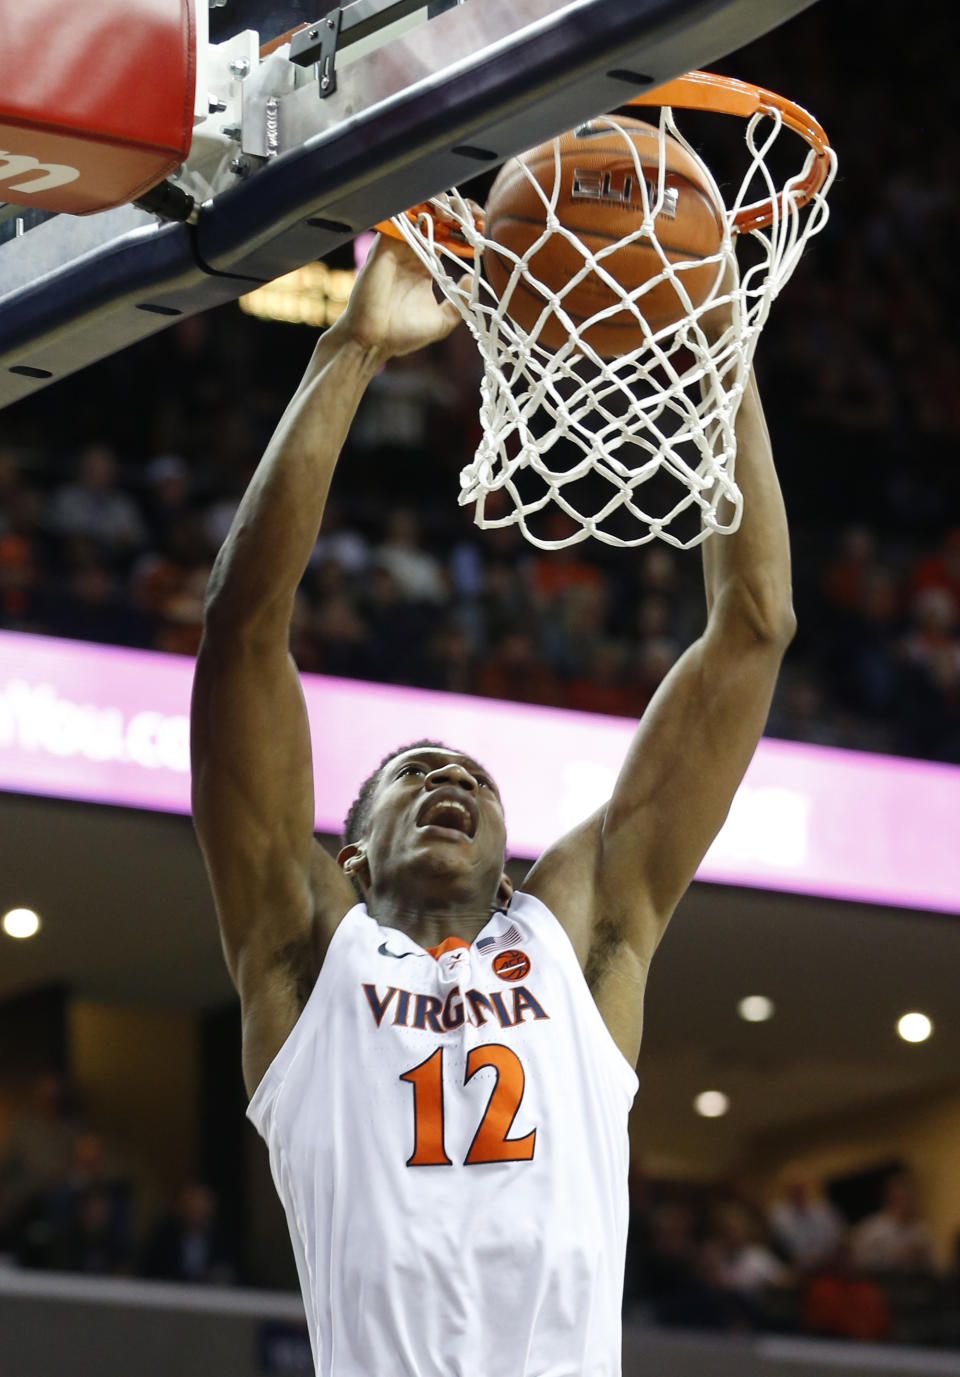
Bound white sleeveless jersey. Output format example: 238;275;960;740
247;890;638;1377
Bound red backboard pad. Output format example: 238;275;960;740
0;0;196;214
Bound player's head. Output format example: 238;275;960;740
338;740;512;914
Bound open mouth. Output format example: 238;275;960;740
415;792;478;838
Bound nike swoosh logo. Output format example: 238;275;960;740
378;942;421;960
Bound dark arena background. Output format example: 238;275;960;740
3;2;960;1375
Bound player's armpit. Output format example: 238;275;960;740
236;923;323;1097
520;594;789;1062
521;811;654;1066
190;624;355;1028
519;807;605;969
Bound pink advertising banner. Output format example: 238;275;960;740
1;630;958;914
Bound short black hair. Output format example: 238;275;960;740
342;740;455;845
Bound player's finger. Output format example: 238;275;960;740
431;297;463;340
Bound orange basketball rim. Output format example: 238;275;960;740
377;69;834;248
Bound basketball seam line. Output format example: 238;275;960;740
483;223;714;261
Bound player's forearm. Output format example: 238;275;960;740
204;325;383;632
701;368;795;643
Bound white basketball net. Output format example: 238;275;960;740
391;95;837;549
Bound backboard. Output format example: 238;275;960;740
0;0;821;407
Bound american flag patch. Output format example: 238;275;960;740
477;923;522;953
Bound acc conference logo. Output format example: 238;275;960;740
492;949;531;982
0;150;81;194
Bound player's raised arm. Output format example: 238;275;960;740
191;237;461;1095
523;356;794;1060
606;363;795;930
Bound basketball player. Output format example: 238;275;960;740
191;235;794;1375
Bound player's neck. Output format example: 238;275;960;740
367;894;505;948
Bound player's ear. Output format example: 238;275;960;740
337;843;368;881
496;872;514;909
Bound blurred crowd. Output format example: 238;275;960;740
0;1073;235;1285
624;1166;960;1348
1;427;959;762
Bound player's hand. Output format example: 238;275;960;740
334;233;462;360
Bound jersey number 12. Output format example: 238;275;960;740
400;1044;536;1166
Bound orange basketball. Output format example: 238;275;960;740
483;117;725;356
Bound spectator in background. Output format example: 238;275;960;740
540;582;607;683
151;563;211;656
131;510;212;655
142;454;194;548
14;1128;130;1273
312;591;374;680
634;635;681;711
803;1238;892;1343
822;526;880;617
723;1172;775;1247
768;1164;845;1271
526;513;607;606
361;564;432;685
424;616;478;696
912;527;960;608
838;567;902;720
43;536;151;647
901;587;960;700
635;592;682;654
351;346;457;457
637;547;678;599
897;586;960;761
629;594;684;714
374;508;447;604
477;628;560;706
310;500;369;579
478;561;535;652
141;1183;235;1285
448;517;487;606
564;639;633;716
349;345;459;499
288;589;323;676
0;1073;77;1257
45;443;147;558
46;1132;129;1233
307;554;353;606
766;670;846;748
0;488;45;629
203;467;251;556
851;1172;935;1276
50;1184;132;1276
642;1200;726;1330
700;1202;793;1328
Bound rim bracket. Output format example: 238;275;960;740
289;0;432;98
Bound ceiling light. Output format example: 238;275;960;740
2;907;41;939
897;1012;932;1043
738;994;775;1022
694;1090;729;1118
